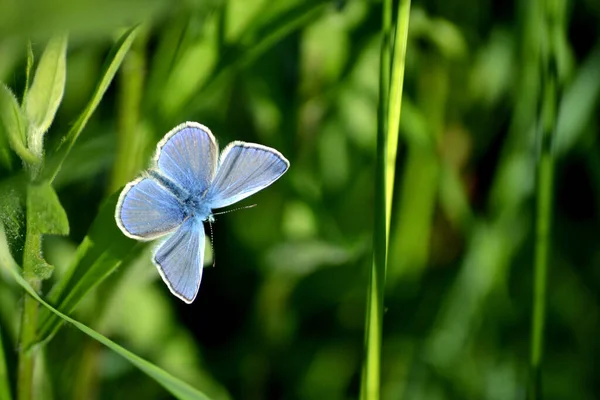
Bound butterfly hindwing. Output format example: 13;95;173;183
116;177;185;240
207;142;289;209
153;218;205;303
155;122;218;195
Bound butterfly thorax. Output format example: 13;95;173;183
148;169;213;221
182;194;213;222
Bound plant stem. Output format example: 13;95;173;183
360;0;391;397
17;208;42;400
361;0;411;398
529;0;562;397
0;327;12;400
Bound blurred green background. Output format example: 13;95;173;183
1;0;600;399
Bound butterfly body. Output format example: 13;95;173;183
115;122;289;303
147;169;214;222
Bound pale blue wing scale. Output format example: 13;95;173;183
155;122;218;195
153;218;205;303
116;177;185;240
207;142;289;209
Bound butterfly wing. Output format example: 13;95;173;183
153;218;205;303
154;122;218;195
116;177;185;240
207;142;289;209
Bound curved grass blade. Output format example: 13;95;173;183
44;26;139;182
36;191;144;343
0;225;211;400
0;327;11;400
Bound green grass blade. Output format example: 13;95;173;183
528;0;564;398
44;26;139;183
361;1;411;398
0;226;211;400
360;0;392;398
24;34;68;160
385;0;411;237
36;191;143;343
0;327;11;400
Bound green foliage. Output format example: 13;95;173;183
24;182;69;280
45;26;139;182
0;0;599;399
0;84;38;165
0;327;11;400
24;35;68;160
0;226;211;400
27;182;69;237
37;192;142;343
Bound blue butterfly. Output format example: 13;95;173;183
115;122;289;303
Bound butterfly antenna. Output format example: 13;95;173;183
208;220;216;268
212;204;257;216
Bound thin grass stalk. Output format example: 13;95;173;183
361;0;411;398
359;0;391;397
385;0;411;237
529;0;562;397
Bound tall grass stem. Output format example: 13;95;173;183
529;0;563;397
361;0;411;398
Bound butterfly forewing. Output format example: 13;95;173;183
153;218;205;303
155;122;218;195
207;142;289;209
116;177;185;240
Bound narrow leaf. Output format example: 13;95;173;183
44;26;139;183
0;84;39;165
0;226;212;400
22;41;35;105
24;34;68;157
37;191;142;342
0;327;11;400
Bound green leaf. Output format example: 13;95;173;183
23;181;69;280
0;177;26;263
44;26;139;183
0;118;12;169
27;181;69;236
36;190;143;342
0;84;39;165
24;34;68;158
22;41;35;105
0;226;212;400
0;327;12;400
